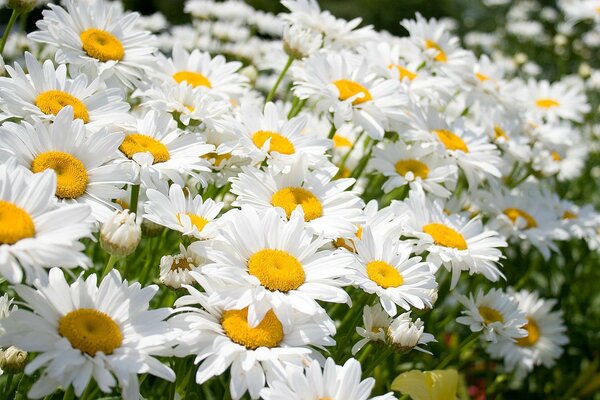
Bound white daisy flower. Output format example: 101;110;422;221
224;102;329;168
260;358;396;400
0;107;133;222
0;293;16;321
522;79;590;123
352;303;393;355
119;109;214;186
395;187;507;289
0;53;131;131
201;206;353;326
387;311;436;354
292;51;407;140
156;44;247;100
0;158;91;284
170;284;335;400
159;243;209;289
230;159;364;239
456;288;527;343
350;226;437;316
486;290;568;375
144;183;224;240
401;13;475;80
479;185;567;260
370;140;458;198
405;106;502;187
29;0;157;87
0;268;176;399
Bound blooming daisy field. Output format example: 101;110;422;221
0;0;599;398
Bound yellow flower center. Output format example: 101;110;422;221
202;152;232;167
366;260;404;288
478;306;504;324
252;130;295;155
475;73;490;82
535;98;560;109
388;64;417;81
494;125;509;141
247;249;305;292
395;159;430;179
119;134;170;164
172;71;212;88
422;223;468;250
551;151;562;161
516;317;541;347
34;90;90;123
425;40;447;62
503;208;537;229
221;307;284;350
271;187;323;222
80;28;124;62
31;151;88;199
171;257;192;272
434;129;469;152
0;200;35;244
562;210;577;220
177;212;209;232
333;134;352;148
58;308;122;356
333;79;373;105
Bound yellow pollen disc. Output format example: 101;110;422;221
535;98;560;109
0;200;35;244
271;187;323;222
115;199;129;210
185;104;195;113
221;308;284;350
333;79;373;105
177;212;209;232
252;130;295;155
31;151;88;199
171;257;192;272
503;208;537;229
173;71;212;88
562;210;577;220
475;72;490;82
394;159;430;179
35;90;90;123
551;151;562;161
333;134;352;148
422;223;468;250
80;28;124;62
494;125;509;141
388;64;417;81
202;152;232;167
434;129;469;152
425;40;447;62
366;260;403;288
478;306;504;324
247;249;305;292
58;308;122;356
516;317;541;347
119;134;170;164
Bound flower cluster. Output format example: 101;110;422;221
0;0;597;399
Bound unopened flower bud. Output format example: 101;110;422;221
100;210;141;256
283;25;322;60
8;0;36;13
0;346;27;374
387;312;435;353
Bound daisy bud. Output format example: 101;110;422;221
283;25;322;60
159;244;207;289
7;0;36;13
0;346;27;374
100;210;141;257
141;218;164;237
387;312;435;353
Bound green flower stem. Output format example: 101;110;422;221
436;332;479;369
338;131;365;173
265;55;294;104
129;184;141;215
327;124;336;139
0;9;20;57
287;98;307;118
363;346;394;376
101;254;118;279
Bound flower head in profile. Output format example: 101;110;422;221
391;369;459;400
